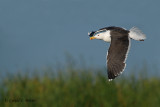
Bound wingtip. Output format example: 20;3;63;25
108;79;113;82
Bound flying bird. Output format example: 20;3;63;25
88;26;146;81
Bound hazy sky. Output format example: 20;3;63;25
0;0;160;73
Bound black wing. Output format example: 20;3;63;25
107;31;130;80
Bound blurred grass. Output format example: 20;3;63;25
0;63;160;107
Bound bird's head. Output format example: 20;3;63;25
88;30;111;42
88;30;106;40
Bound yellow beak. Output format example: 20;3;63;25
90;37;96;40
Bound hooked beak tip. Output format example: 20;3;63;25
90;37;96;40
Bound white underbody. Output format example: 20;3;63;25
129;27;146;41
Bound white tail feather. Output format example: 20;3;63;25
129;27;146;41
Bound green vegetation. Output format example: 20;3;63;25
0;65;160;107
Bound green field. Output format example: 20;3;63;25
0;64;160;107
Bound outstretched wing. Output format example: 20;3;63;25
107;32;130;81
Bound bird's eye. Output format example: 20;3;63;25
98;35;99;36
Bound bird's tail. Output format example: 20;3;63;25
129;27;146;41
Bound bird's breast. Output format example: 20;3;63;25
103;31;111;42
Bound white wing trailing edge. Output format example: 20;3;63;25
129;27;146;41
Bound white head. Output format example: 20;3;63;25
89;30;111;42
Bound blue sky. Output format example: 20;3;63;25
0;0;160;74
